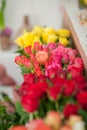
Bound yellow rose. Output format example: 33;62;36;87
44;27;56;35
42;33;49;43
59;37;69;46
15;36;24;48
47;34;58;43
56;29;70;38
32;25;43;35
22;32;34;47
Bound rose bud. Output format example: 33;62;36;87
26;119;43;130
10;125;27;130
60;125;72;130
26;119;52;130
36;122;52;130
68;115;83;127
44;111;62;130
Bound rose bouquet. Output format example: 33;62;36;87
10;26;87;130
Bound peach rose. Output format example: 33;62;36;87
36;51;48;64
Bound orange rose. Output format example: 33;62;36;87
36;51;48;64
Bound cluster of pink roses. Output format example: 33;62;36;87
15;42;87;119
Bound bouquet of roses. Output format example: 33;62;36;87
11;26;87;130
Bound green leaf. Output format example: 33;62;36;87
0;11;5;29
15;102;23;116
15;86;20;90
1;93;12;103
15;48;24;55
21;66;31;74
15;102;29;124
78;109;87;123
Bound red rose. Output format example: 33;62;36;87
23;73;35;84
68;65;82;78
63;104;79;118
33;61;42;76
18;82;29;96
63;80;76;96
38;75;46;82
52;76;65;87
77;91;87;110
21;94;39;113
23;82;49;98
33;42;40;51
15;55;23;65
24;46;31;55
48;86;61;100
74;76;87;92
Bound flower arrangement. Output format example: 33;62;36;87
8;26;87;130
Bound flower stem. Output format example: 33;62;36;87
29;113;34;121
34;111;39;119
55;101;59;110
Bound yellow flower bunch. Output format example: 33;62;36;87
15;26;70;48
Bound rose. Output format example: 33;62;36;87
45;111;62;130
35;51;48;64
74;76;86;92
21;82;49;98
21;94;39;113
66;48;77;64
77;91;87;110
23;74;35;84
63;104;79;118
46;63;62;78
67;65;82;78
74;57;84;70
63;80;76;96
15;55;31;68
11;125;27;130
48;86;61;100
26;119;43;130
47;43;56;51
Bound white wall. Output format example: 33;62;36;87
4;0;63;31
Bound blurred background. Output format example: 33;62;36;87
5;0;62;31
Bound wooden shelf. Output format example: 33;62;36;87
62;0;87;73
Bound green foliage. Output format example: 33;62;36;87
15;47;24;55
15;102;29;124
0;93;21;130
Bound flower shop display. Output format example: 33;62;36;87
13;26;87;130
0;26;87;130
